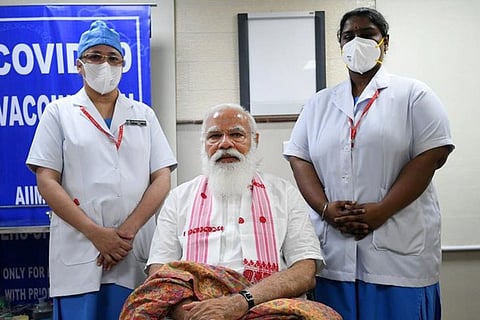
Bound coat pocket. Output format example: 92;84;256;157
372;193;425;255
59;201;102;265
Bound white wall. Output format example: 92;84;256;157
174;0;374;122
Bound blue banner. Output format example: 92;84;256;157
0;5;151;227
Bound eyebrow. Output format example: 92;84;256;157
342;26;378;34
205;125;246;134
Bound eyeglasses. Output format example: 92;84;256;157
81;52;124;66
205;129;251;144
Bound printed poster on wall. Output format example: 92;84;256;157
1;232;49;307
0;5;152;228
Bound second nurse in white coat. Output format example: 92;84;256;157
284;7;454;320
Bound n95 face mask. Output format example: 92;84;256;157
81;61;122;95
342;37;383;74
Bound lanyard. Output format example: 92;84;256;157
80;106;124;149
349;89;380;148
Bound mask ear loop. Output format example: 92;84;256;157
376;37;385;64
376;37;385;47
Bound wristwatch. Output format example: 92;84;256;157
238;289;255;309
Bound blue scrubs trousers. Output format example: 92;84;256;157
53;284;132;320
314;277;441;320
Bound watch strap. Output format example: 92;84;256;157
238;289;255;309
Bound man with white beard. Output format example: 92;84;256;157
120;104;338;320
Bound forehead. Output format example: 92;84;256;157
342;15;380;34
205;109;250;131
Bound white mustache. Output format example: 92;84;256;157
211;148;245;162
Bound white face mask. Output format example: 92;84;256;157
342;37;384;74
80;61;122;95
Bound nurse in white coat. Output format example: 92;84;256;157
284;7;454;320
26;20;177;319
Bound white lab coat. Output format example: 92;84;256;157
26;88;177;297
284;67;453;287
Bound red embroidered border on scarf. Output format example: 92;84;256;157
186;174;279;283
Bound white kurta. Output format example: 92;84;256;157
284;67;454;287
26;88;177;297
148;172;324;274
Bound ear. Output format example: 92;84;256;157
254;132;259;146
76;59;83;74
383;35;390;53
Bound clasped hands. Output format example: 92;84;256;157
88;226;134;270
323;201;389;240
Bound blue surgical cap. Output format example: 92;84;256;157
77;20;123;57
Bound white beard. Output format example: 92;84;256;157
202;148;258;197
